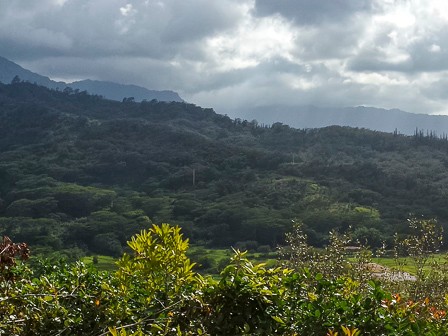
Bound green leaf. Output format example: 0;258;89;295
43;295;54;302
272;316;285;325
243;323;250;332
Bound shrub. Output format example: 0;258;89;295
2;222;448;335
257;245;272;253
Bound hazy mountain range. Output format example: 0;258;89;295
0;56;183;103
239;105;448;136
2;55;448;135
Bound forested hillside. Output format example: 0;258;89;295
1;81;448;258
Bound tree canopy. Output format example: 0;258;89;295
1;82;448;257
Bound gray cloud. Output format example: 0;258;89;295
420;77;448;102
408;40;448;73
160;0;242;43
0;0;243;60
347;54;413;73
293;22;368;61
1;0;448;116
254;0;375;25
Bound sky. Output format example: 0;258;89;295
2;0;448;115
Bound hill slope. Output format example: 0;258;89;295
1;82;448;257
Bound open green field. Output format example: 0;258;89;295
80;250;448;277
187;245;280;274
80;248;279;275
82;255;116;271
372;254;448;275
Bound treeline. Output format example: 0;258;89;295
1;82;448;258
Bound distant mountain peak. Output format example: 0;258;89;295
0;55;183;102
68;79;183;102
241;104;448;136
0;55;64;89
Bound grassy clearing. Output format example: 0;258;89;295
79;251;448;276
81;249;448;276
371;257;416;274
187;245;280;274
372;254;448;275
78;247;279;275
82;255;116;271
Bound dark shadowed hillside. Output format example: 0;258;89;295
1;82;448;258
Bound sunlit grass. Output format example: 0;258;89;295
372;254;448;275
372;257;416;274
79;247;279;275
80;251;448;276
187;245;280;274
82;255;116;271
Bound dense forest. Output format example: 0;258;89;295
1;81;448;258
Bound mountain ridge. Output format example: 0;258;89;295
0;55;183;102
68;79;182;102
3;54;448;135
234;104;448;136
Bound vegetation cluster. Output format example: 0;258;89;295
2;221;448;335
2;83;448;333
1;82;448;259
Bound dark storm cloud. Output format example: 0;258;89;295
160;0;240;43
2;0;448;115
408;39;448;72
253;0;375;25
0;0;246;92
0;0;242;61
347;54;412;73
294;22;367;61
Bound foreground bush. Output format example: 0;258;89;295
1;223;448;335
